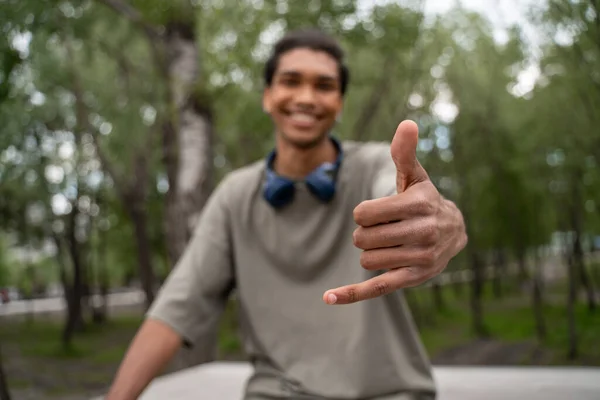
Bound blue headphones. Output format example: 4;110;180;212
263;137;343;209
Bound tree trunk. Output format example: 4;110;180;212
98;0;216;370
432;282;444;312
532;249;546;343
98;218;109;321
81;252;92;323
63;208;85;348
567;247;578;360
163;20;214;270
570;176;596;312
516;247;529;288
25;264;34;324
451;270;463;298
566;196;581;360
90;196;107;324
454;169;485;336
492;248;504;298
129;206;155;310
0;346;11;400
578;256;596;312
470;250;487;337
68;25;159;310
124;153;156;310
161;17;216;371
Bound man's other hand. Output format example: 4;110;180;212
323;120;468;305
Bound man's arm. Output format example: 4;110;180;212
105;176;236;398
105;319;182;400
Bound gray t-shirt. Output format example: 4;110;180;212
147;140;436;399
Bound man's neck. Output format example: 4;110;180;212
273;135;337;180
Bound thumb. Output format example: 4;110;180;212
391;120;429;192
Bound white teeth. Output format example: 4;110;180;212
289;113;316;123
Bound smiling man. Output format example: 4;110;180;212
106;29;467;400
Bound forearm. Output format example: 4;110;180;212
106;318;182;400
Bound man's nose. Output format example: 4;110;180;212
294;85;316;106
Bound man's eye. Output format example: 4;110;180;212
317;82;335;91
281;79;299;86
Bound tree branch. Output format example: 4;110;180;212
66;39;131;202
96;0;162;40
93;38;147;79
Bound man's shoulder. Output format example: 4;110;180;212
225;159;265;183
214;159;265;200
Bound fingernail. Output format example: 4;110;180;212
327;293;337;305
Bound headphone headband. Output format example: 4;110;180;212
263;136;343;208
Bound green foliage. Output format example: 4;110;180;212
0;3;599;388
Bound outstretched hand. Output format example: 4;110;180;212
323;120;467;305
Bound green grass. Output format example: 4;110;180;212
217;297;244;357
416;306;473;356
89;343;132;364
1;314;144;399
7;377;30;390
405;283;600;365
1;315;142;362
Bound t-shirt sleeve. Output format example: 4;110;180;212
145;178;235;348
368;142;398;199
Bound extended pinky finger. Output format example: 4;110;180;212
322;267;423;305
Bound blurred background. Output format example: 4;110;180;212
0;0;599;399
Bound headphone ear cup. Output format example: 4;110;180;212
263;173;295;208
305;164;336;202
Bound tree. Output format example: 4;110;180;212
0;345;11;400
96;0;215;274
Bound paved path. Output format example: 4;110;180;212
92;362;600;400
0;290;145;318
4;253;596;318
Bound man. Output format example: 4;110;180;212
106;28;467;400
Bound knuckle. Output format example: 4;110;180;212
403;267;422;287
413;193;435;215
360;252;376;270
353;203;367;225
346;287;359;303
423;219;440;244
352;228;361;247
353;228;369;249
372;281;391;297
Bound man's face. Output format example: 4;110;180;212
263;48;343;149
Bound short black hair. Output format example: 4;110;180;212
263;28;350;96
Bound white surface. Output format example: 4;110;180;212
433;366;600;400
94;362;600;400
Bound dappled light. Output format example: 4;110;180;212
1;0;600;399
